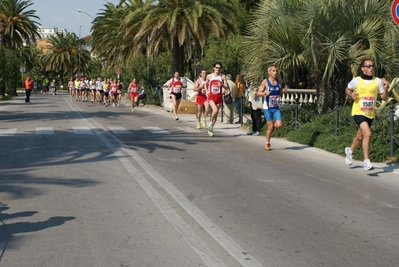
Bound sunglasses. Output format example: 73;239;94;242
363;64;374;68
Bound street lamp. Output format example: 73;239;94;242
77;9;94;19
78;25;81;78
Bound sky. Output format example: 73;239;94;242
31;0;118;37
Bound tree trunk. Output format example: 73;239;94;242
172;36;185;75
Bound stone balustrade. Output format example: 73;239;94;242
281;89;317;105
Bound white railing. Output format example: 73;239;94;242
281;89;317;105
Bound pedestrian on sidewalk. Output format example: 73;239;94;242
247;82;262;136
24;76;34;103
344;59;389;171
235;74;246;124
223;74;237;124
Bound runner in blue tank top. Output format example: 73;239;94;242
257;65;288;150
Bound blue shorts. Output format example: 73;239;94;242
263;108;282;122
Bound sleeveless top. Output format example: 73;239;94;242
351;78;378;119
208;74;222;96
171;78;182;93
197;78;207;97
130;83;138;93
263;78;281;110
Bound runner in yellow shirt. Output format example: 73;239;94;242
344;59;389;170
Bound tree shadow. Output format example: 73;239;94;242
0;203;75;262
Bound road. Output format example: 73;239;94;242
0;92;399;267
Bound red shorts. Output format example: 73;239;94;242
196;95;208;106
208;94;223;105
130;92;138;99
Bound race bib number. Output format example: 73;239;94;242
173;86;181;93
360;97;375;111
269;95;280;108
201;88;206;94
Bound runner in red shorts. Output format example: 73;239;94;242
129;78;140;112
194;69;210;129
206;62;229;136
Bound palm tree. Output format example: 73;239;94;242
0;0;40;48
242;0;399;112
132;0;239;75
41;32;90;85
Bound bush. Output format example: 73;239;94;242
255;104;399;162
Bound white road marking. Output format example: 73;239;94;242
108;126;131;135
73;126;93;134
36;127;54;135
0;128;17;136
142;126;170;134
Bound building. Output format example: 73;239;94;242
35;27;68;53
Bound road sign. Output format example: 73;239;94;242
115;68;121;75
391;0;399;25
20;67;26;73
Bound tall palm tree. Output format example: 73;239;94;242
42;32;89;85
126;0;239;75
91;1;129;69
0;0;40;48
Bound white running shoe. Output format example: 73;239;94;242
208;123;213;133
131;108;135;112
196;122;201;129
363;159;374;171
345;147;352;166
207;130;214;137
202;119;207;127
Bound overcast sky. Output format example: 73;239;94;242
31;0;118;37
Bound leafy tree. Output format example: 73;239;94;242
0;47;21;96
41;31;90;86
0;0;40;48
242;0;399;112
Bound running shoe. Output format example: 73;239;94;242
253;131;260;136
175;116;179;121
202;119;207;127
131;108;135;112
345;147;352;166
196;122;201;129
207;130;214;137
208;123;213;133
363;159;374;171
264;142;271;151
247;131;254;135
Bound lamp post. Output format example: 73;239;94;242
78;25;81;78
77;9;94;19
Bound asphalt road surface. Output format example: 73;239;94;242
1;92;398;267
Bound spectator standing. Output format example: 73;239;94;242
24;76;34;103
247;82;262;136
344;59;389;171
223;74;236;124
235;74;246;124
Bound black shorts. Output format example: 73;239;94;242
353;115;373;127
171;92;182;101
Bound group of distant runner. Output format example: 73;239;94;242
67;76;143;110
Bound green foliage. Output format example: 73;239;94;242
202;35;244;78
0;47;22;96
259;104;399;162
